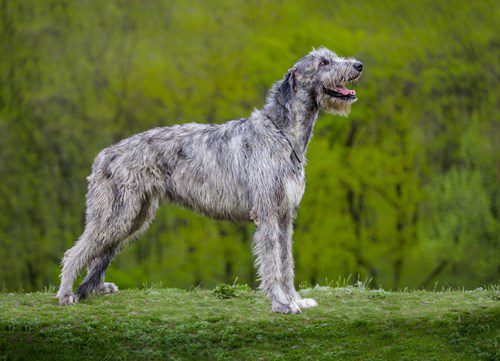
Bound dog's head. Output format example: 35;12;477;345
287;47;363;116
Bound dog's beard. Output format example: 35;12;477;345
317;93;354;117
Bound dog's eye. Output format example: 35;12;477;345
319;59;329;67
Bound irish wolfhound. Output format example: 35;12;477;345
57;47;363;313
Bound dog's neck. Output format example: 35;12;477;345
262;89;319;163
287;95;320;161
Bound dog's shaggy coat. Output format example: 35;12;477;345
57;47;363;313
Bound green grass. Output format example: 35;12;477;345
0;285;498;360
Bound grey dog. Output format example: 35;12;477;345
57;47;363;313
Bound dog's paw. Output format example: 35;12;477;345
58;294;78;306
296;298;318;309
272;300;301;314
101;282;119;295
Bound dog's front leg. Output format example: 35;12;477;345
253;213;300;314
279;212;318;310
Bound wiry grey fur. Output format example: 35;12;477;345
57;47;363;313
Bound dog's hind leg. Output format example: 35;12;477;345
57;228;98;305
75;195;159;301
57;221;127;306
74;247;118;301
57;175;155;306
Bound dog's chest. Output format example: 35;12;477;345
284;174;305;208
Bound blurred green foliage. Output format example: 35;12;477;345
0;0;498;291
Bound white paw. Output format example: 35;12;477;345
272;300;301;314
101;282;119;294
296;298;318;309
58;294;78;306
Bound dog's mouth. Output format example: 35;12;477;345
322;76;360;101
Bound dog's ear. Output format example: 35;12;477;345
280;70;295;105
290;68;299;92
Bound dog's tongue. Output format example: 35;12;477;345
336;85;356;95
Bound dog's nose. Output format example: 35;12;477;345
353;62;363;72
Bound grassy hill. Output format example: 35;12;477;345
0;285;498;360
